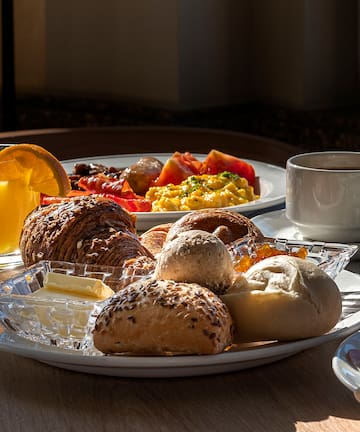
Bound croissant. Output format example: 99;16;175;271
20;195;153;267
139;223;172;256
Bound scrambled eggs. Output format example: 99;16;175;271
146;172;259;212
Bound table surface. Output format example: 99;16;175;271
0;128;359;432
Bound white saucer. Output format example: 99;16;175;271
251;209;360;260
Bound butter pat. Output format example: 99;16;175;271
43;272;115;300
28;272;115;340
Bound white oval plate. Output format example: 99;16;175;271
1;270;360;378
332;331;360;402
61;153;285;231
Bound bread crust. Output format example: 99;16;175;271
139;223;172;256
93;279;233;355
166;208;263;244
20;196;153;267
154;230;234;295
222;255;342;341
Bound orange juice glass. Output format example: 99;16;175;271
0;174;39;266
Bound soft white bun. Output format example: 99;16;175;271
221;255;342;341
93;278;233;355
154;230;234;295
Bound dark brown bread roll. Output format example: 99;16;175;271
93;278;234;355
166;208;264;245
20;195;153;267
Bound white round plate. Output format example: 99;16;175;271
332;331;360;402
1;270;360;378
61;153;285;231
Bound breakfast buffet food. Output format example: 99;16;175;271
11;147;344;356
145;172;258;212
154;230;234;295
119;156;164;195
46;149;260;212
20;195;153;267
0;143;349;360
39;271;115;301
29;272;115;339
92;251;342;354
18;195;344;350
221;255;342;342
166;208;264;244
138;223;172;256
92;278;234;355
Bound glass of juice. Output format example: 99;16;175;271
0;173;39;268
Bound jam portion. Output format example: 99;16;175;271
233;243;308;273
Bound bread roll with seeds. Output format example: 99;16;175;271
93;278;233;355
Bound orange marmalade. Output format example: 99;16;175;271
233;243;308;273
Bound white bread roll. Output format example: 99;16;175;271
154;230;234;295
221;255;342;342
93;279;233;355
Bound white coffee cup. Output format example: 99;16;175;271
286;151;360;243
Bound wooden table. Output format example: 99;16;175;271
0;127;359;432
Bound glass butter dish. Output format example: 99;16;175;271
0;260;136;352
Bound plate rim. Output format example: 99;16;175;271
1;270;360;377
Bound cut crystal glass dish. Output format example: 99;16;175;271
0;260;143;351
0;239;359;378
229;237;358;279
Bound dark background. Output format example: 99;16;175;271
12;95;360;152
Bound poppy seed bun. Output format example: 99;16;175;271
221;255;342;342
154;230;234;295
93;279;233;355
